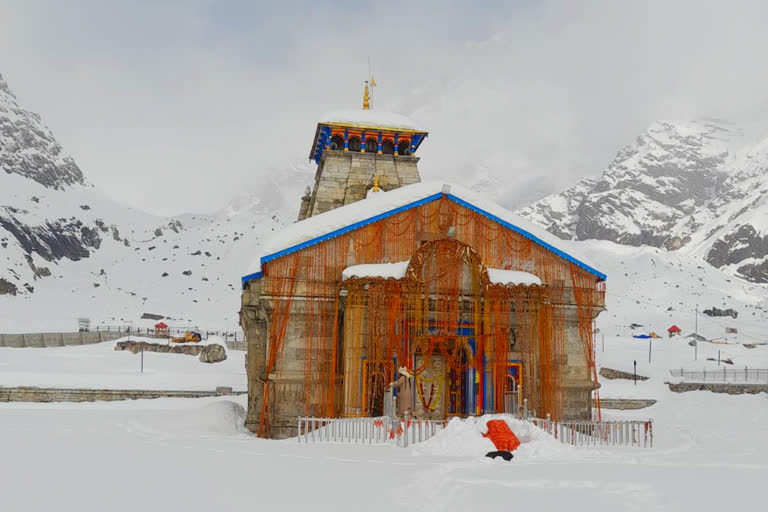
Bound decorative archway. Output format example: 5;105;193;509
404;237;490;288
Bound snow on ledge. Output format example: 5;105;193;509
487;268;542;286
320;109;423;132
342;261;409;280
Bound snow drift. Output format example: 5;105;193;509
412;414;571;459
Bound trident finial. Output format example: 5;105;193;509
363;81;370;110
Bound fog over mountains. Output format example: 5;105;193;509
4;71;768;333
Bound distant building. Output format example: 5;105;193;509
239;85;607;439
154;322;169;336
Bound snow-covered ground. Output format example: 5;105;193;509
0;336;246;390
0;334;766;511
597;334;768;401
0;388;765;511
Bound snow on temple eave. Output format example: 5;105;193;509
341;261;410;280
487;269;542;286
340;263;541;286
319;109;424;132
247;182;606;282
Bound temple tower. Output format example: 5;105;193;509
298;82;429;220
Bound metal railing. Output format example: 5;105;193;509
298;396;652;450
670;368;768;384
528;415;653;448
297;416;447;447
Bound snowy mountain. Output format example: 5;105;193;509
519;120;731;248
518;120;768;284
0;73;309;330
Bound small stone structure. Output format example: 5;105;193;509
598;398;657;409
668;382;768;394
115;340;227;363
0;386;244;403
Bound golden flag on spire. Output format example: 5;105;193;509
371;76;377;87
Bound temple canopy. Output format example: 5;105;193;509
244;182;605;282
309;109;429;163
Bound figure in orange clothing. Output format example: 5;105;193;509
483;419;521;460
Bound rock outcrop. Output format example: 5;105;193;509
599;367;649;381
199;343;227;363
702;307;738;319
0;73;85;189
114;340;227;364
115;341;204;356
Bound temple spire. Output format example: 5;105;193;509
363;81;370;110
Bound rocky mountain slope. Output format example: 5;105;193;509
518;120;768;283
0;73;308;330
4;67;768;336
0;74;84;189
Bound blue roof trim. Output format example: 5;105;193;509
445;194;606;281
241;193;444;284
264;192;444;265
241;191;606;284
241;271;262;283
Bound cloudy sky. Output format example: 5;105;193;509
2;0;768;216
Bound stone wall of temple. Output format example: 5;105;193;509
560;313;598;420
241;282;341;438
300;151;421;220
241;276;601;438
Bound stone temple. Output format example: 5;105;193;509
239;86;606;439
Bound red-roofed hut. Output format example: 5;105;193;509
154;321;169;336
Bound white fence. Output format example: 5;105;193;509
670;368;768;384
297;414;653;449
529;415;653;448
297;416;447;447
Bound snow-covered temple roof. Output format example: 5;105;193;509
244;182;606;282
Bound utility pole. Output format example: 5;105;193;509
695;305;698;339
694;304;699;361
